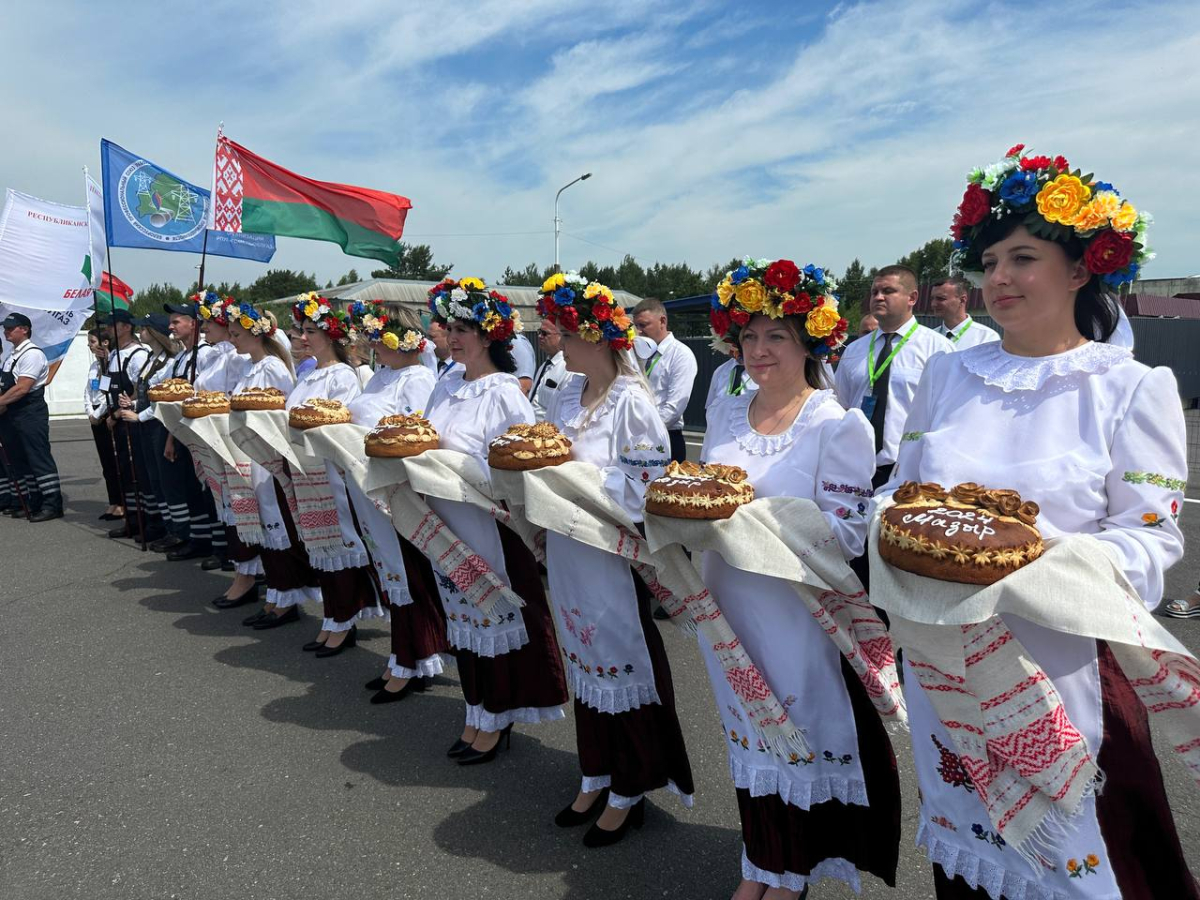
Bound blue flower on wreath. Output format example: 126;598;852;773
711;292;722;310
204;289;220;304
730;265;749;285
495;299;512;316
953;239;969;249
812;343;829;356
554;286;576;306
601;321;624;341
1094;181;1117;194
803;264;825;284
471;301;489;322
999;170;1039;208
1102;263;1139;287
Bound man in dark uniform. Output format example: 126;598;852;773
104;310;152;540
0;313;64;522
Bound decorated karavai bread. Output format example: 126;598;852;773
181;391;230;418
645;461;755;520
230;386;287;411
288;398;352;430
365;414;440;458
487;422;573;471
880;481;1043;585
147;378;194;402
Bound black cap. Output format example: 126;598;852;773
164;302;197;316
137;313;172;337
1;312;31;330
110;309;135;325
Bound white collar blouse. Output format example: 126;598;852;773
425;369;534;470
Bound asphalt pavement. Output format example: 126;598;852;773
2;419;1198;900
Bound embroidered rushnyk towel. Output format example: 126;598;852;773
507;461;904;758
228;410;297;517
361;450;528;619
868;508;1200;865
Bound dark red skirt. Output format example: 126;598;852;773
454;524;568;720
933;641;1199;900
573;570;694;801
259;482;320;595
737;655;900;888
391;534;450;669
225;525;259;564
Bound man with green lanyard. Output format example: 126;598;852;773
929;275;1000;349
704;347;757;414
834;265;952;488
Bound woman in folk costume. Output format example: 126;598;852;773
884;145;1193;899
284;295;383;656
703;259;900;899
423;276;568;765
535;274;695;847
344;301;450;704
224;303;323;625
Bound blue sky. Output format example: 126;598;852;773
4;0;1198;293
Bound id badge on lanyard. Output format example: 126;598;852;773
859;394;877;419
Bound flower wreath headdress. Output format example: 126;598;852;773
709;257;848;357
291;291;355;346
950;143;1151;287
536;272;635;351
348;299;427;353
235;303;275;337
193;290;237;325
426;276;522;344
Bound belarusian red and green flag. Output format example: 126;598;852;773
209;133;411;266
93;271;133;313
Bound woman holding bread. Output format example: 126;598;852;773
884;145;1192;899
423;277;567;765
702;259;900;899
283;295;382;655
344;301;449;704
225;303;323;623
534;273;694;847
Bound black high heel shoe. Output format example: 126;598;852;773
446;738;472;758
214;583;259;609
582;798;645;848
369;678;426;705
456;724;513;766
314;625;357;658
365;675;389;691
554;788;611;828
302;638;327;652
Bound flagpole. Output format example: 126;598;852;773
187;228;209;385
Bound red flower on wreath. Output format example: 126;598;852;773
558;305;580;331
1006;143;1025;157
710;307;731;336
1020;155;1052;171
763;259;801;293
957;183;992;226
729;307;750;326
592;302;613;321
1052;154;1070;172
1084;230;1135;274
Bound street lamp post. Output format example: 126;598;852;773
554;172;592;273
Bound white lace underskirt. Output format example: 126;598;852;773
386;651;450;680
235;557;263;576
578;775;694;809
463;701;565;733
741;847;861;893
323;603;385;633
267;585;320;609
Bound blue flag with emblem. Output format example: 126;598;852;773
100;139;276;261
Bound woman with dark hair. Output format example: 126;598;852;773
344;301;449;703
703;259;899;899
85;326;123;520
423;276;568;764
534;274;694;847
225;304;321;618
886;144;1192;900
281;295;382;653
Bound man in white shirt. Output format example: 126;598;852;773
704;350;756;413
428;321;459;380
0;312;63;521
632;298;697;463
834;266;953;488
930;276;1000;349
530;318;567;422
511;330;537;395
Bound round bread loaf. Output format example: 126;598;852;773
645;461;754;520
365;414;440;458
230;386;287;411
879;481;1043;585
148;378;194;403
182;391;230;418
288;398;352;430
487;422;572;471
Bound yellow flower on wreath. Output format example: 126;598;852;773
460;276;485;292
735;279;766;313
584;282;602;300
579;323;603;343
541;273;566;292
761;293;783;319
1073;192;1120;233
806;304;840;339
1110;201;1138;233
481;312;502;333
239;315;254;330
716;279;735;307
1036;174;1091;226
304;301;319;318
199;306;213;320
381;332;400;350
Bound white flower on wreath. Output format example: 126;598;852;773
450;287;468;303
449;301;472;319
980;156;1018;190
318;304;330;315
